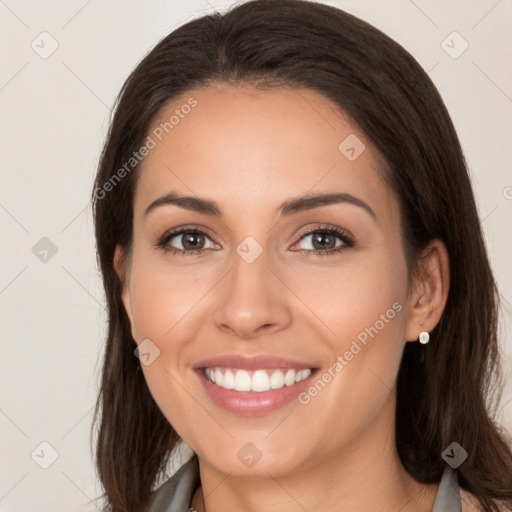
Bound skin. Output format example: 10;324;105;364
114;83;450;511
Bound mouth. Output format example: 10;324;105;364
203;367;312;392
193;355;319;416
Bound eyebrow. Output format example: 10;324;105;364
143;191;376;221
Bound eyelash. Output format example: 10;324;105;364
154;223;355;258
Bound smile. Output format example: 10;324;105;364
204;367;313;392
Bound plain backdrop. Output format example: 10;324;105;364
1;1;511;510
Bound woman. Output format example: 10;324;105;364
90;0;512;510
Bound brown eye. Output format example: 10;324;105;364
309;232;338;250
155;227;219;256
292;225;355;257
180;232;206;250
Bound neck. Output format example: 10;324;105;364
191;395;439;512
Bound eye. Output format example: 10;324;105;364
155;227;219;256
154;223;355;257
291;224;355;256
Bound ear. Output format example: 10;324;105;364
113;243;137;340
404;239;450;342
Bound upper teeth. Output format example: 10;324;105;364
204;367;312;392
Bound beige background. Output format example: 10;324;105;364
0;1;511;510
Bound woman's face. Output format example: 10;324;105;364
115;84;424;478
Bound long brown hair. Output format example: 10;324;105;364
90;1;512;510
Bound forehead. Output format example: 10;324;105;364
134;84;395;222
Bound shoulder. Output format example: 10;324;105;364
460;488;510;512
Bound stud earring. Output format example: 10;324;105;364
418;331;430;344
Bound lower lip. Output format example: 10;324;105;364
196;369;317;416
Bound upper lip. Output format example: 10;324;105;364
193;354;317;371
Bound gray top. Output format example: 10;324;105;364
146;455;462;512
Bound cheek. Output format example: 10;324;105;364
292;247;408;410
288;256;408;440
128;253;208;342
343;256;407;370
127;255;209;441
289;246;408;351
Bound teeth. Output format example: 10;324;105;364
223;369;235;389
284;369;296;386
235;370;252;391
204;367;312;392
252;370;270;392
301;368;312;380
270;370;285;389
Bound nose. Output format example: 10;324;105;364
213;249;292;340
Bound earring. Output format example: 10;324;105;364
418;331;430;344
